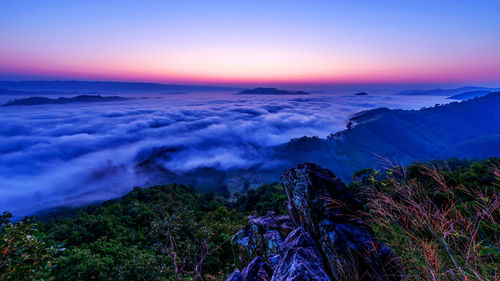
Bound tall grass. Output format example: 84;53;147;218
360;161;499;280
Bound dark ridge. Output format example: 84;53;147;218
397;86;500;96
0;80;242;93
348;107;390;123
0;88;101;96
354;92;368;96
278;91;500;180
447;90;492;100
237;87;310;95
3;95;131;106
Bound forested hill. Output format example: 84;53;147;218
278;91;500;179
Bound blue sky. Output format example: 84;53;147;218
1;0;499;85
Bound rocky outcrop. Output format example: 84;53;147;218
228;163;402;281
226;256;273;281
232;212;294;267
280;163;362;235
271;228;331;281
281;163;401;280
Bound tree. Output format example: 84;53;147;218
1;212;57;280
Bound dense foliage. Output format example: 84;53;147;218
0;213;57;280
231;183;287;215
0;183;285;280
41;185;235;280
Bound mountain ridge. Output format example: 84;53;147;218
3;95;130;106
277;91;500;179
0;80;242;93
397;86;500;96
237;87;310;95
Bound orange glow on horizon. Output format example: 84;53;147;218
1;45;499;85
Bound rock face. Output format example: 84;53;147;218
280;163;362;236
226;256;273;281
228;163;402;281
271;228;331;281
232;212;294;267
281;163;400;280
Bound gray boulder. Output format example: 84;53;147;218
226;256;273;281
232;212;294;267
281;163;401;281
280;162;362;236
271;228;331;281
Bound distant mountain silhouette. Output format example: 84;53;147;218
397;86;500;96
447;90;492;100
0;88;103;96
3;95;130;106
0;81;242;94
354;92;368;96
237;87;310;95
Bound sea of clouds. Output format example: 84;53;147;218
0;92;450;216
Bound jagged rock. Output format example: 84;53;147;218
268;254;281;267
263;230;282;257
232;212;294;266
227;256;273;281
271;228;331;281
280;162;362;236
226;269;241;281
248;212;294;238
227;163;402;281
281;163;401;281
233;225;258;268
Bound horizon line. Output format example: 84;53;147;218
1;77;500;89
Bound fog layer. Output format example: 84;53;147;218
0;92;449;216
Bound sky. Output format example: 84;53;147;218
1;0;499;86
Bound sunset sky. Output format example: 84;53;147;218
1;0;499;86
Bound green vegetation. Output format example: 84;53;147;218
1;183;285;280
0;214;57;280
231;183;287;215
1;158;498;280
350;157;499;280
41;184;242;280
